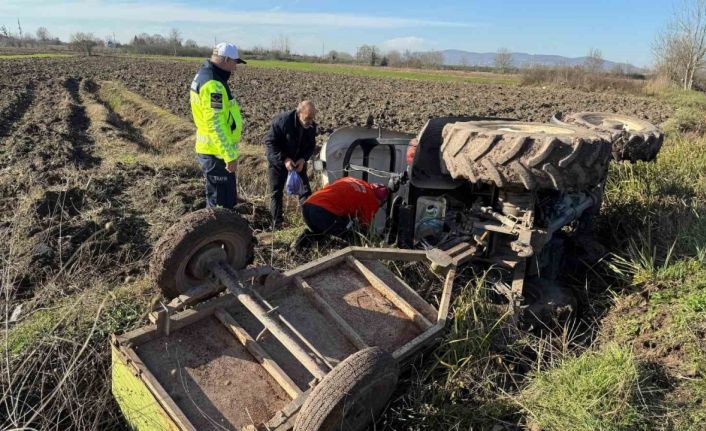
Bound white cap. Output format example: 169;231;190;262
213;42;246;64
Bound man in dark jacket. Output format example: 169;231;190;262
264;100;317;227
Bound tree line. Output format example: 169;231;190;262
0;23;61;47
6;5;706;90
654;0;706;90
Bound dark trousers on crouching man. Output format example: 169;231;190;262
301;203;352;237
197;154;236;209
269;163;311;226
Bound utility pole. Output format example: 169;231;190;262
17;18;22;47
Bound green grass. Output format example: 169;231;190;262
119;54;519;85
604;258;706;430
518;344;645;431
0;53;73;59
4;280;151;355
246;59;519;85
658;88;706;134
512;88;706;431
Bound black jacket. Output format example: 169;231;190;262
190;60;232;98
264;110;317;166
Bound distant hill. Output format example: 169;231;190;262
441;49;643;73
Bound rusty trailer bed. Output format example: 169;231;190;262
112;246;459;431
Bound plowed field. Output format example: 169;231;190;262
0;55;671;429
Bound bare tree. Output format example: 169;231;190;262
355;45;374;64
654;0;706;90
70;32;98;55
584;48;605;73
494;48;513;73
420;50;443;68
271;34;290;57
36;27;50;43
370;46;378;66
386;50;402;67
460;54;470;68
168;28;181;56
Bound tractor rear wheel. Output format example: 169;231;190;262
562;112;664;162
440;121;612;192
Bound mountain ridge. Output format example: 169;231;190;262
441;49;643;72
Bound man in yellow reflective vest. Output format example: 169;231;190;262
190;42;245;209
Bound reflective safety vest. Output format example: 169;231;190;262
189;60;242;162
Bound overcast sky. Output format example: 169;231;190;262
0;0;670;67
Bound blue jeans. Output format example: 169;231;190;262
196;154;236;209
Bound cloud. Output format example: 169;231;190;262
0;1;474;29
380;36;433;52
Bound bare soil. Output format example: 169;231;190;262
306;264;421;352
138;316;290;430
0;55;672;429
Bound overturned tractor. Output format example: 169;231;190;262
317;112;663;321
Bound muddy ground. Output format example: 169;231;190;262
0;56;672;429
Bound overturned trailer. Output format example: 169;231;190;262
112;209;471;430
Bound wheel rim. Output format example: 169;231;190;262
174;234;248;292
575;113;652;133
469;121;581;135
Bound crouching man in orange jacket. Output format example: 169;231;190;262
295;177;389;249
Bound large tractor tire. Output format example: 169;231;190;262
560;112;664;162
150;208;254;299
294;347;399;431
440;121;612;192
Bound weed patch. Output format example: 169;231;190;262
517;344;646;431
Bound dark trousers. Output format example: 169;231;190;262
269;163;311;225
302;203;352;236
197;154;236;209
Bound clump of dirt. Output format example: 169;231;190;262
34;188;85;217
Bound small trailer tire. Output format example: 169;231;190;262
150;208;254;299
294;347;399;431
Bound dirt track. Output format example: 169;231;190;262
0;55;672;429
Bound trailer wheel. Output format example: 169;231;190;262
150;208;254;299
294;347;399;431
563;112;664;162
440;121;612;192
